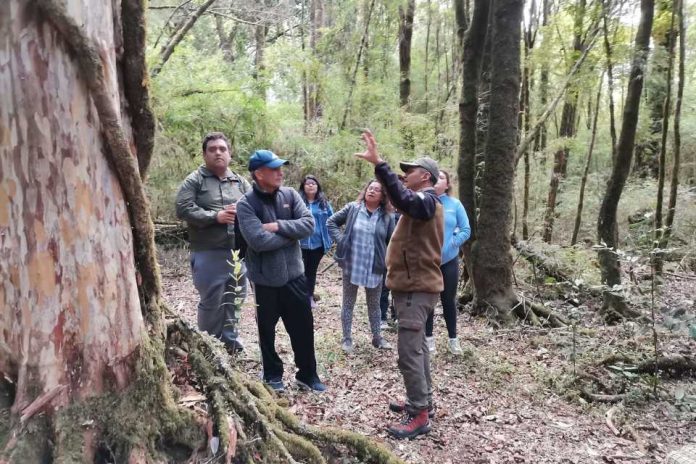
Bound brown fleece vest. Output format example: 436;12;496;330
385;202;444;293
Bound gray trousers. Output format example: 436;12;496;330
191;249;247;349
341;271;382;342
392;291;439;413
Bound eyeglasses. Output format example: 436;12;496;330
366;186;382;193
304;181;318;186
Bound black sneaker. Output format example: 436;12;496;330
264;378;285;393
296;377;327;393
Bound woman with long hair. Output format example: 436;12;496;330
299;175;334;308
328;179;395;352
426;170;470;355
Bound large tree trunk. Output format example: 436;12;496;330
457;0;489;304
398;0;416;108
1;2;408;463
596;0;655;322
0;0;174;460
471;0;521;322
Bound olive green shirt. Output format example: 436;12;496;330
175;165;251;251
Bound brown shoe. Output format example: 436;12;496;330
387;409;432;439
388;400;435;418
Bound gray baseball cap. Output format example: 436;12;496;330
399;156;439;181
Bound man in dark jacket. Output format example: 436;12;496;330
176;132;250;354
236;150;326;393
356;130;444;439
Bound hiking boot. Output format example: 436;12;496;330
388;400;435;418
341;339;353;353
448;338;463;355
372;336;393;350
296;377;327;393
225;338;245;355
387;409;432;439
426;336;436;353
380;319;389;330
264;378;285;393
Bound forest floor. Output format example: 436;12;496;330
159;245;696;464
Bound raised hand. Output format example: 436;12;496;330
354;129;383;165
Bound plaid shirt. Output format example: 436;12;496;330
347;204;382;288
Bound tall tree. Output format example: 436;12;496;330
398;0;416;108
0;0;183;459
571;75;603;245
457;0;490;302
633;0;677;178
542;0;588;243
653;3;677;247
306;0;324;121
656;0;685;272
596;0;655;321
602;0;618;162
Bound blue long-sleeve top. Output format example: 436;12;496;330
440;194;470;265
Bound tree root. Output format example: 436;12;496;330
635;356;696;378
509;298;568;328
169;319;405;464
596;355;696;379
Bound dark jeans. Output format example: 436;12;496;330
425;257;459;339
255;276;319;384
301;247;324;299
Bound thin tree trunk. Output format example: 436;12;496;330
398;0;416;108
657;0;685;270
254;21;268;101
536;0;550;153
471;0;522;321
308;0;324;120
542;0;586;243
654;5;677;247
634;0;675;178
597;0;654;321
151;0;217;77
602;0;618;163
521;0;537;240
572;75;603;245
215;14;237;63
340;0;376;130
424;0;432;113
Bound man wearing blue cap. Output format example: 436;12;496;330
236;150;326;393
176;132;250;354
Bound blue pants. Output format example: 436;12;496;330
191;249;247;349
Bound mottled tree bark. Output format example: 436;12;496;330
597;0;654;321
0;0;163;459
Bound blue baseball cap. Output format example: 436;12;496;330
248;150;289;171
